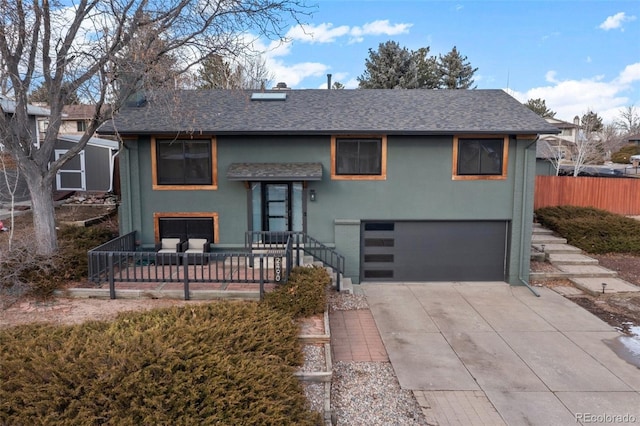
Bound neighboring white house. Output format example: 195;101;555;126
538;116;580;161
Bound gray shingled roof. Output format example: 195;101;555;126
227;162;322;181
99;89;559;136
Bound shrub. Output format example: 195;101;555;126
611;144;640;164
535;206;640;254
0;302;322;425
57;224;117;280
0;224;116;303
262;266;331;319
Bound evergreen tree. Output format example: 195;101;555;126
357;41;418;89
357;41;477;90
413;47;439;89
437;46;477;89
524;98;556;118
581;110;603;133
197;54;239;89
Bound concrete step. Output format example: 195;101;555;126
556;264;617;277
531;234;567;245
547;253;599;265
338;276;353;294
532;227;553;235
530;264;617;280
570;277;640;296
532;243;582;254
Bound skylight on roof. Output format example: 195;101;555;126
251;92;287;101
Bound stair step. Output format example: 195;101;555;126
570;277;640;296
547;253;599;265
531;234;567;244
338;276;353;294
532;243;581;254
554;264;617;278
532;227;554;235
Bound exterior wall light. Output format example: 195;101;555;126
309;189;316;202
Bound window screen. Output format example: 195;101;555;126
159;218;214;242
156;140;212;185
457;139;503;175
336;138;382;175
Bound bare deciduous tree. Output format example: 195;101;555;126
0;0;309;255
572;111;604;176
616;105;640;135
537;140;565;176
196;53;273;90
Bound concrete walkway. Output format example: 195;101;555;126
363;282;640;426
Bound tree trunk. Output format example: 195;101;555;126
25;173;58;255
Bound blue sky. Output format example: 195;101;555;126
256;0;639;123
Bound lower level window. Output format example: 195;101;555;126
154;213;219;243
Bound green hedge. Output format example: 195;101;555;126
262;266;331;319
0;302;322;425
535;206;640;254
611;144;640;164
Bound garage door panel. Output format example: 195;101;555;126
362;221;508;282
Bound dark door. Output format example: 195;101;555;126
361;220;508;282
263;183;290;232
262;183;291;243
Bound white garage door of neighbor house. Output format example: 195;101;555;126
55;150;86;191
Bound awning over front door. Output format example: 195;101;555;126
226;162;323;181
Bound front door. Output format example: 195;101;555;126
251;182;304;240
264;183;290;232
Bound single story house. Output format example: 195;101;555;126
98;89;559;285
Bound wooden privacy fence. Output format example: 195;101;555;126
534;176;640;215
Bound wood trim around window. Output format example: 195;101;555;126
330;135;387;180
452;135;509;181
153;212;220;244
151;136;218;190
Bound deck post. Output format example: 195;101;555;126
183;255;190;300
108;253;115;299
259;255;265;300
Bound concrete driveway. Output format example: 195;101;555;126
363;282;640;425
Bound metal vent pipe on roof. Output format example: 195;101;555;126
327;74;332;90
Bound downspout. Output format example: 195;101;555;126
108;148;119;193
519;136;540;297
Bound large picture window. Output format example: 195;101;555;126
453;136;508;180
331;135;387;180
152;137;217;190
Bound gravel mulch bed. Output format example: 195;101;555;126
318;290;428;425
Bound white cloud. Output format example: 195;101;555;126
350;20;412;38
599;12;636;31
285;23;351;44
617;62;640;85
268;61;329;87
260;19;411;87
509;63;640;122
284;20;412;45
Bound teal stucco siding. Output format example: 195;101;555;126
119;134;536;285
